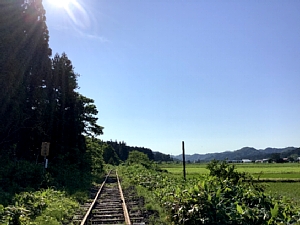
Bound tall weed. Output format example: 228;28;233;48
0;189;79;224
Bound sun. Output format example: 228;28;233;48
49;0;76;8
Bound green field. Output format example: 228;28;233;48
160;162;300;205
263;182;300;206
160;162;300;178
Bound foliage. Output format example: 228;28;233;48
85;137;105;181
0;0;103;164
118;164;169;225
0;159;44;205
0;0;105;207
0;0;52;157
105;140;173;162
206;160;250;184
163;178;299;224
119;161;300;225
126;151;152;168
0;2;106;225
0;189;79;225
46;53;103;165
101;142;120;165
45;160;91;193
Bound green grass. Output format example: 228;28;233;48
264;182;300;206
160;162;300;207
162;166;208;175
160;162;300;179
254;173;300;179
235;163;300;174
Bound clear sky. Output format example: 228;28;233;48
43;0;300;155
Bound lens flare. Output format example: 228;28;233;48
49;0;75;8
65;1;90;30
47;0;98;37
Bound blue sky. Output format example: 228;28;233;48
43;0;300;155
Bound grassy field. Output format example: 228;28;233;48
160;162;300;205
263;182;300;206
160;162;300;178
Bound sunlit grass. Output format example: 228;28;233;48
264;182;300;206
160;163;300;178
162;166;208;175
160;162;300;206
253;173;300;179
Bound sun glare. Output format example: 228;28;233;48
49;0;75;8
47;0;91;31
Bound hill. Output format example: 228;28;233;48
172;147;298;162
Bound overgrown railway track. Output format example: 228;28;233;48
74;170;145;225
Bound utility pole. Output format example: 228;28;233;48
182;141;186;180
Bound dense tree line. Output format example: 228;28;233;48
0;0;103;199
281;147;300;160
105;140;173;163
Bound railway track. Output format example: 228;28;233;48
74;170;145;225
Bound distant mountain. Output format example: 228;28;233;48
172;147;298;162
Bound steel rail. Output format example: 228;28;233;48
116;170;131;225
80;170;112;225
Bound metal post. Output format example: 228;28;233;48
182;141;186;180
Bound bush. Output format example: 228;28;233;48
161;161;300;224
120;162;300;225
165;176;300;224
0;189;79;224
206;160;249;184
0;159;44;205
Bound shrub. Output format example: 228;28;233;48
0;189;79;224
120;162;300;225
206;160;249;184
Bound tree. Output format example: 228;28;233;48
206;160;249;184
0;0;105;193
288;154;298;162
77;95;103;137
45;53;103;164
270;153;283;163
153;152;173;162
85;137;104;178
102;143;120;165
126;150;152;168
0;0;52;159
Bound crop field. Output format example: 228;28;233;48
263;182;300;206
160;162;300;178
160;162;300;205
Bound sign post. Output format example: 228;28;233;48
41;142;50;168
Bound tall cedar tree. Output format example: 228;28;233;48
0;0;103;164
0;0;52;159
48;53;103;164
